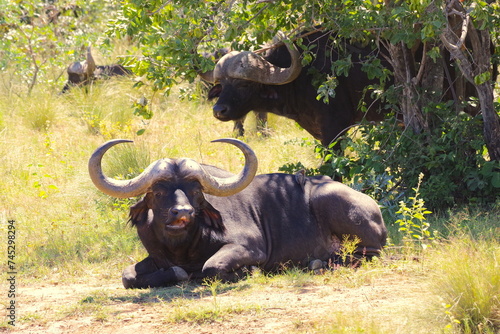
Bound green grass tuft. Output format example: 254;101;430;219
168;297;261;324
431;236;500;333
20;93;59;131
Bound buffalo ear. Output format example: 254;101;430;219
260;87;278;100
208;84;222;100
199;201;225;233
129;193;152;227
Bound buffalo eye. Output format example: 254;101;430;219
153;190;166;199
260;87;278;100
189;188;202;198
190;189;205;206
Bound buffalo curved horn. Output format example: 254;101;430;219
88;138;258;198
210;33;302;85
198;48;230;83
198;69;215;83
88;139;173;198
85;46;96;78
197;138;258;196
66;46;96;78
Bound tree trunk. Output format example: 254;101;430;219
476;82;500;161
387;42;429;134
440;0;500;161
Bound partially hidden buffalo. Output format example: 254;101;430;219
201;49;268;137
203;30;392;147
89;139;387;289
61;47;130;93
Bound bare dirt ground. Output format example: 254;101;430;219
2;267;438;334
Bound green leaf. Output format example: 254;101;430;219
474;71;491;85
492;172;500;188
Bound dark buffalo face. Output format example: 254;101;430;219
130;177;228;251
203;34;301;126
147;181;199;240
209;79;279;122
67;72;86;86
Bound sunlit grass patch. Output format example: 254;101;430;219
266;266;317;289
18;91;61;131
64;82;136;138
0;107;4;130
171;277;260;323
168;296;262;324
430;236;500;333
60;290;113;322
295;311;389;334
100;139;151;179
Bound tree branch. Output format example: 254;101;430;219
441;6;470;51
412;42;427;86
149;1;172;16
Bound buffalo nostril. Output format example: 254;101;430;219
213;104;228;117
170;206;194;218
182;208;194;216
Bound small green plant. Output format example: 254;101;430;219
338;235;361;265
204;277;223;313
27;163;59;199
132;96;153;135
394;173;434;251
270;265;315;288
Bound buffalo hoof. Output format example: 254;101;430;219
171;266;189;281
308;259;327;275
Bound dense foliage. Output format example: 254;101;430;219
282;111;499;210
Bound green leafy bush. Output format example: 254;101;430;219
280;106;500;211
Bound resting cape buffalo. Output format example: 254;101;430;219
61;47;130;93
89;139;387;289
203;30;392;147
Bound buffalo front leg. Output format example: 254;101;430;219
255;111;268;136
233;117;246;137
201;244;266;282
122;257;189;289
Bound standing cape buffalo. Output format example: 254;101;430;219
89;139;387;289
203;31;392;147
200;48;268;137
61;46;130;93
